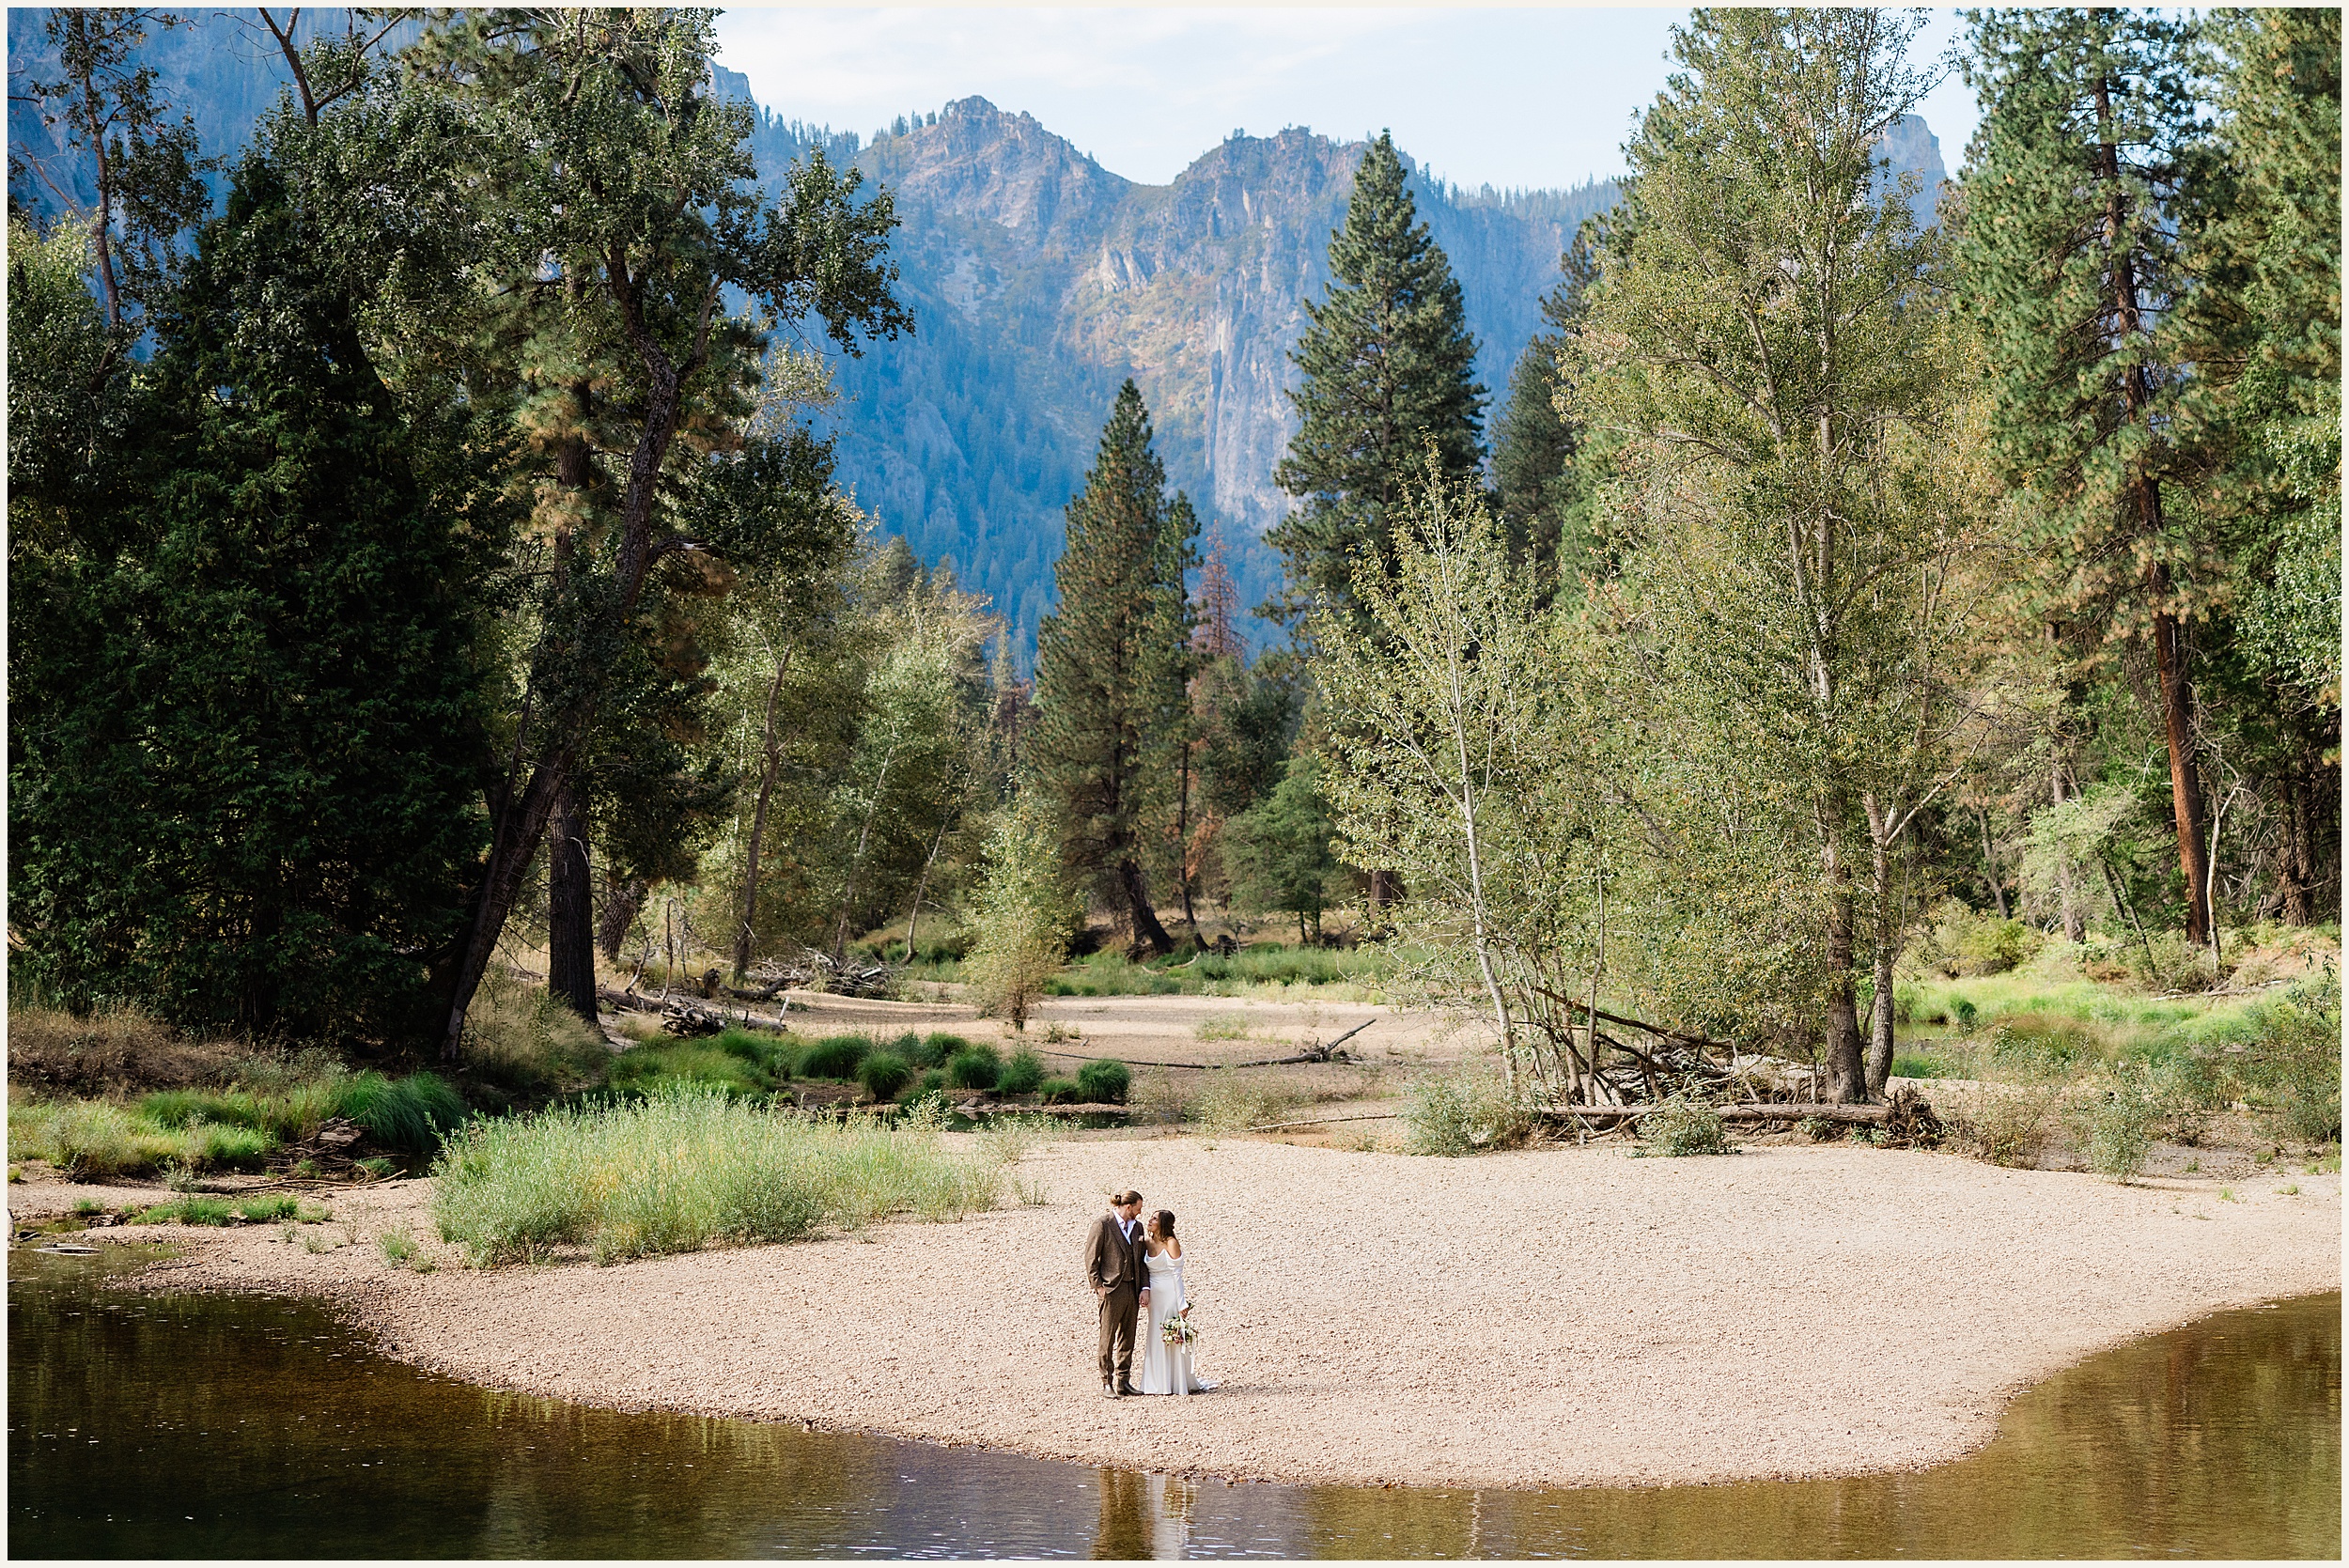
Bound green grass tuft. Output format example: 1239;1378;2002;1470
798;1035;872;1080
947;1044;1003;1092
858;1052;914;1103
1075;1058;1130;1104
429;1086;1009;1266
997;1048;1045;1095
335;1072;467;1155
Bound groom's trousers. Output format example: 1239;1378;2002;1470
1097;1284;1141;1381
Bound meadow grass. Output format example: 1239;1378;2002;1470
606;1036;787;1101
429;1086;1007;1266
9;1098;273;1177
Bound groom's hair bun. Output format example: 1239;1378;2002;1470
1113;1188;1142;1205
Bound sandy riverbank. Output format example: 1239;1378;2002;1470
11;1138;2338;1491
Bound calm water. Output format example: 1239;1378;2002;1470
7;1244;2338;1559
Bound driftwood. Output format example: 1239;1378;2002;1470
1245;1110;1401;1132
1027;1016;1380;1073
728;949;893;1001
1544;1101;1892;1126
597;986;792;1039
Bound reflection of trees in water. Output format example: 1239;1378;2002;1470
1093;1467;1149;1559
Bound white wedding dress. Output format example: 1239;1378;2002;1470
1139;1245;1209;1395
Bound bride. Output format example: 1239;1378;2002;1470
1138;1210;1208;1395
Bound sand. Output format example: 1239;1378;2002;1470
13;1134;2338;1491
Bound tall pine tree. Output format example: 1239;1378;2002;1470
1268;132;1485;631
1958;9;2221;944
1033;381;1199;956
1491;228;1601;598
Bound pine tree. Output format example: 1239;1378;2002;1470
1957;9;2221;944
1032;381;1199;955
1491;229;1601;597
1268;132;1486;630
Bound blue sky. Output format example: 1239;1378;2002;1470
714;7;1983;193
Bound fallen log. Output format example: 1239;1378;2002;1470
1543;1101;1891;1125
1234;1016;1379;1067
1245;1111;1401;1132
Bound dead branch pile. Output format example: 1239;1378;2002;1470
724;949;893;1001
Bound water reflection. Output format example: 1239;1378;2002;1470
8;1245;2337;1559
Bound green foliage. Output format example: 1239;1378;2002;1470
1075;1058;1131;1105
715;1030;796;1079
1639;1096;1731;1157
10;155;509;1037
336;1073;467;1156
997;1048;1046;1095
2072;1063;2167;1182
1492;230;1605;594
1222;756;1341;943
913;1068;950;1098
947;1045;1003;1092
607;1042;782;1102
2240;979;2343;1143
428;1086;1004;1266
962;792;1082;1029
460;970;612;1095
1035;1076;1084;1106
857;1052;914;1104
915;1032;967;1068
1399;1068;1533;1157
798;1036;873;1080
1029;381;1196;952
1268;132;1486;629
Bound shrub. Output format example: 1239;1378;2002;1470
429;1086;1008;1265
461;967;611;1094
135;1196;235;1226
915;1032;967;1068
1189;1071;1299;1134
2073;1064;2164;1182
1400;1069;1532;1157
963;796;1081;1030
2242;979;2342;1144
1952;997;1979;1032
948;1045;1003;1092
379;1230;419;1265
858;1052;914;1104
607;1043;776;1101
997;1048;1046;1096
336;1073;467;1156
1890;1051;1949;1080
1036;1076;1084;1105
913;1067;949;1097
715;1030;795;1079
1985;1014;2101;1079
1640;1096;1730;1157
1076;1058;1130;1104
798;1035;872;1079
1943;1081;2062;1168
2129;931;2223;993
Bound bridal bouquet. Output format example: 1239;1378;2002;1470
1160;1312;1198;1348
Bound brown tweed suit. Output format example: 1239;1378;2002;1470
1084;1210;1149;1383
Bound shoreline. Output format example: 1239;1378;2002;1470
12;1138;2341;1492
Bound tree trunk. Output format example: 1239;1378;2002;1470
547;772;598;1021
441;756;569;1060
1978;805;2010;919
1822;837;1867;1104
1117;858;1176;958
1176;733;1200;936
734;652;790;980
2151;594;2212;944
1864;805;1897;1099
599;873;646;962
2282;757;2312;925
2052;765;2086;942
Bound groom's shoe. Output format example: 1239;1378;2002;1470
1115;1380;1139;1397
1103;1379;1120;1398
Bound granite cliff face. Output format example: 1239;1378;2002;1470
739;93;1618;644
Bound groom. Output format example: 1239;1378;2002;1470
1084;1189;1151;1396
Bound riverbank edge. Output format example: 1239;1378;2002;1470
23;1205;2336;1495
